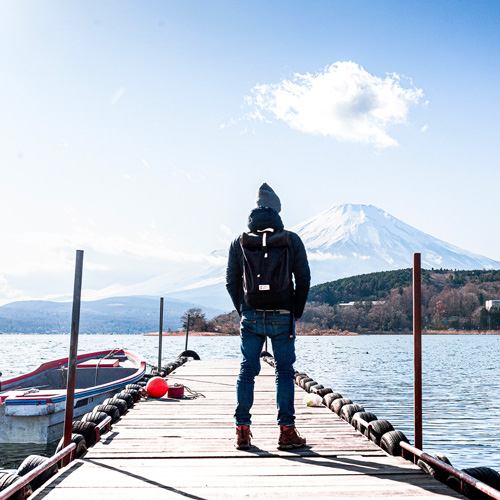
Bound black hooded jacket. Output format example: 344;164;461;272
225;207;311;318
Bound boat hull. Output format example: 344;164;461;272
0;349;145;444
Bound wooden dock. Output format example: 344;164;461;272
32;359;465;499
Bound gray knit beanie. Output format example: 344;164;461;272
255;183;281;213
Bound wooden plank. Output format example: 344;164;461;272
31;359;466;500
72;454;420;471
40;466;454;488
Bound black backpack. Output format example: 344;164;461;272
239;229;292;310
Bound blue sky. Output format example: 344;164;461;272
0;1;499;303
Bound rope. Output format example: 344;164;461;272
94;348;123;386
179;384;205;399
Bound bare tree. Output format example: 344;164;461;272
181;308;207;331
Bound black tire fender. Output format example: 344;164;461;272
417;453;452;483
177;350;200;360
310;384;325;394
103;398;127;415
351;411;377;433
316;388;333;397
295;373;309;385
122;389;140;403
323;392;343;408
17;455;58;491
451;467;500;499
72;421;98;447
380;430;409;456
303;381;320;392
94;404;120;424
125;384;143;392
115;391;134;408
340;404;365;423
0;473;31;500
81;411;109;425
368;420;394;445
332;398;353;415
55;433;87;458
299;377;313;389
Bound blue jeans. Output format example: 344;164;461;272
235;310;296;427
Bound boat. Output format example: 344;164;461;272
0;349;146;444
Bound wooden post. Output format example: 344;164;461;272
184;314;191;351
62;250;84;466
158;297;164;374
413;253;423;452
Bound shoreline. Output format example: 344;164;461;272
144;330;500;337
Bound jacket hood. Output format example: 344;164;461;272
247;207;284;233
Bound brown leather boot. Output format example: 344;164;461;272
278;425;306;449
235;425;252;450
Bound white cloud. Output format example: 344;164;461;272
421;124;429;132
246;61;424;148
352;253;371;260
0;228;226;279
307;251;347;261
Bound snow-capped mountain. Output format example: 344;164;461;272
85;204;500;311
292;204;500;285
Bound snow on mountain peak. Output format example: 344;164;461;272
291;204;393;251
292;203;500;278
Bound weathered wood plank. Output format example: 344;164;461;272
31;359;465;500
71;454;420;471
40;467;453;488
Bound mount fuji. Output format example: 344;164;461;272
86;204;500;311
292;204;500;285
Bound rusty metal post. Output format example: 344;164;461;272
413;253;423;451
62;250;84;466
158;297;164;373
185;314;190;351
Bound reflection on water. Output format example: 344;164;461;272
1;334;499;471
0;442;58;473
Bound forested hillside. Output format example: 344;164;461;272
301;269;500;332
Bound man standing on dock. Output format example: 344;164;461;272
226;183;311;450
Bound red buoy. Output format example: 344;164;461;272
146;376;168;398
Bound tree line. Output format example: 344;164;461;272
187;269;500;333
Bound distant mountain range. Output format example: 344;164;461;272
2;204;499;333
0;296;223;334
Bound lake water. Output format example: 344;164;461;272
1;333;499;472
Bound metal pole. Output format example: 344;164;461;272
413;253;423;451
185;314;190;351
62;250;84;466
157;297;164;374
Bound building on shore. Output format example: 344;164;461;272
338;300;386;307
485;299;500;311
